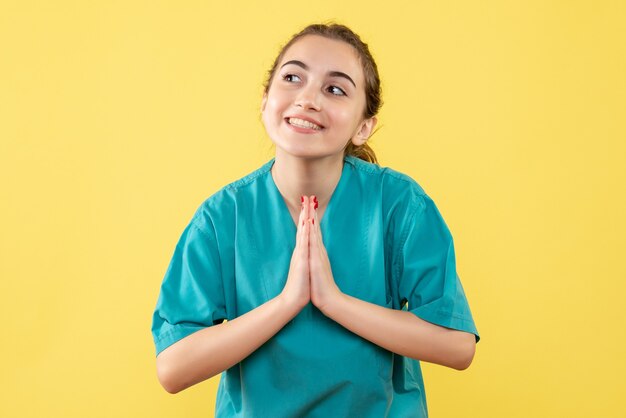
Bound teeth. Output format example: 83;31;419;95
288;117;322;130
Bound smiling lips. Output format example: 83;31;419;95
286;117;324;131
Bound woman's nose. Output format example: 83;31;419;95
295;85;321;111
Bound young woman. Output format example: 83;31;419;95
151;23;480;417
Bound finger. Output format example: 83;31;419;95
303;217;310;259
310;199;322;248
309;193;317;237
310;195;316;222
302;197;308;231
298;196;310;250
314;204;320;238
308;219;316;266
309;196;320;249
303;195;310;225
296;195;306;240
302;196;311;251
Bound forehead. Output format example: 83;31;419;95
279;35;364;85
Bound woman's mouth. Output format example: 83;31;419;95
285;117;324;131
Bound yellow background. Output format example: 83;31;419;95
1;1;624;417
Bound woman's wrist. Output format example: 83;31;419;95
314;290;343;318
277;291;309;317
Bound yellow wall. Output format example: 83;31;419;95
1;1;624;417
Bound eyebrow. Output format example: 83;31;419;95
280;60;357;88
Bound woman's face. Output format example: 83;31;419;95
262;35;376;160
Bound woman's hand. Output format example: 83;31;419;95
280;196;312;310
307;195;343;312
280;195;343;313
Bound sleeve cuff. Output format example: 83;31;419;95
153;324;207;357
408;305;481;343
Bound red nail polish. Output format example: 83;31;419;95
301;196;304;203
312;219;315;225
314;201;318;209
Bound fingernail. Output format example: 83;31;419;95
301;196;304;203
312;218;315;225
314;201;318;209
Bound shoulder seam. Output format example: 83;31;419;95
346;156;427;195
222;160;272;192
190;217;214;240
196;160;273;210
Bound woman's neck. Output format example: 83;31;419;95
270;150;344;213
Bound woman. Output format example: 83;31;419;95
151;22;480;417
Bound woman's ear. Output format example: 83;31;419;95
351;116;378;146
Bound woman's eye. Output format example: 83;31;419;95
328;85;347;96
282;74;301;83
